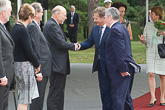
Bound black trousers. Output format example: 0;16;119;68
0;86;10;110
68;28;78;43
30;76;49;110
47;72;67;110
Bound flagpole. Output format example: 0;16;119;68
146;0;148;23
17;0;22;21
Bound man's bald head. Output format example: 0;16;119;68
51;5;67;24
51;5;66;15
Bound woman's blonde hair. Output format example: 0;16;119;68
19;3;35;21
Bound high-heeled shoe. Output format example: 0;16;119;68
160;103;165;106
148;99;157;107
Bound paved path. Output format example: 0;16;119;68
8;63;161;110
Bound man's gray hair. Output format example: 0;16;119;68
0;0;11;14
71;5;75;10
93;7;105;18
105;7;120;20
31;2;42;12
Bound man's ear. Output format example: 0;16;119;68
34;11;37;17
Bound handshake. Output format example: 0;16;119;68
74;43;81;51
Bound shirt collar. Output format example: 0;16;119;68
0;20;3;25
51;17;59;25
33;20;40;26
110;21;118;28
102;23;106;28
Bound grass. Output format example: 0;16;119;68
68;22;146;64
69;40;146;64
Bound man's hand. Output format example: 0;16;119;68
35;65;41;74
69;24;75;27
120;72;131;77
0;76;8;86
36;73;43;82
74;43;80;51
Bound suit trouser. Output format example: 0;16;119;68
68;28;77;43
98;63;111;110
30;76;48;110
0;86;10;110
47;72;67;110
109;64;134;110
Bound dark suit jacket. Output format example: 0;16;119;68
80;25;109;75
0;24;14;85
105;22;138;85
28;21;52;76
66;12;79;30
43;18;75;75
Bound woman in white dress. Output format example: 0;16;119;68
139;6;165;107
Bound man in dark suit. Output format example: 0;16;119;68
43;5;78;110
0;0;15;109
77;7;111;110
66;5;79;43
28;2;52;110
105;7;140;110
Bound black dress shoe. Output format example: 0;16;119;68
148;99;157;107
160;103;165;106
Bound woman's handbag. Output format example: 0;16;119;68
158;37;165;58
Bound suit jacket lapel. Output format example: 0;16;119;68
0;24;14;46
32;21;40;30
51;18;67;41
100;27;109;46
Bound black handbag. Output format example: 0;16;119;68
158;37;165;58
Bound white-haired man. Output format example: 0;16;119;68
105;7;140;110
0;0;15;109
44;5;78;110
66;5;79;43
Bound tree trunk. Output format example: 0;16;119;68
140;0;145;6
87;0;99;34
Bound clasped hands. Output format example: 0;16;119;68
69;24;75;28
74;43;80;51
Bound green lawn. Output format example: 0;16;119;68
69;41;146;64
69;22;146;64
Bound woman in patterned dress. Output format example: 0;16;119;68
138;6;165;106
11;3;42;110
111;2;133;40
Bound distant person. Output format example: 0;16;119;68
66;5;79;43
105;7;140;110
77;7;111;110
43;5;78;110
28;2;52;110
138;6;165;107
11;3;41;110
111;2;133;40
144;10;152;26
0;0;15;109
104;0;112;8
